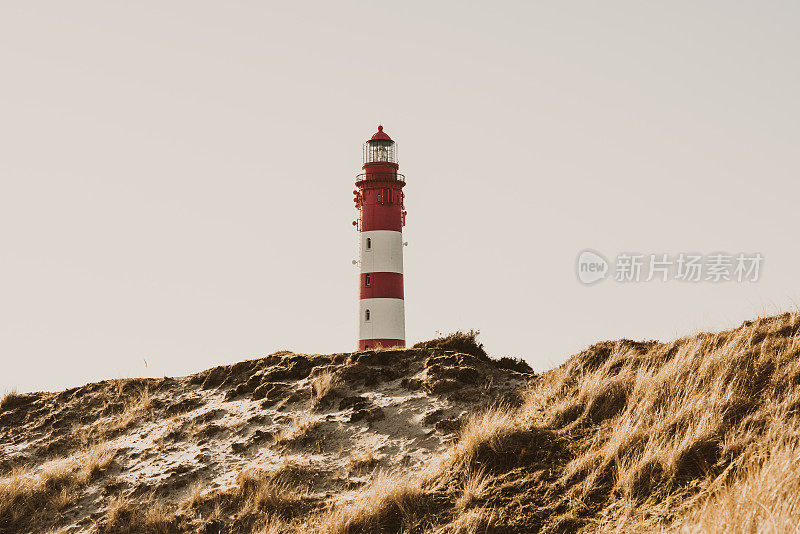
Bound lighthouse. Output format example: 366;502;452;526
353;126;406;350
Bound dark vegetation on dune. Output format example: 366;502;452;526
413;331;532;375
413;330;490;360
4;317;800;532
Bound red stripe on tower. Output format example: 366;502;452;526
360;272;404;299
355;126;406;350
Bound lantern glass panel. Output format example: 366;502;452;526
363;140;396;164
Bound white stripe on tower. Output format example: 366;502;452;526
359;231;404;274
359;298;406;341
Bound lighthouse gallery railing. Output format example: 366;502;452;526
356;173;405;183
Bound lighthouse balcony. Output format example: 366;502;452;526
356;173;405;183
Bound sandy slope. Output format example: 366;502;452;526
0;347;531;533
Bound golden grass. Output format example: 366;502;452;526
322;471;427;534
257;516;292;534
167;467;310;533
268;459;321;487
0;442;115;531
100;495;179;534
93;463;309;533
432;507;496;534
347;451;380;475
275;412;320;446
316;409;514;533
311;369;340;405
182;482;206;510
235;468;306;517
110;385;153;432
318;312;800;532
49;486;77;510
677;434;800;533
558;314;800;530
445;408;520;471
103;495;133;528
70;384;155;447
455;469;489;511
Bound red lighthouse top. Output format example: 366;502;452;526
369;125;393;142
363;125;398;167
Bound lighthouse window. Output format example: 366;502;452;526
377;194;382;203
365;309;371;321
366;238;371;250
365;274;371;286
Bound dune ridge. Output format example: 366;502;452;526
3;315;800;532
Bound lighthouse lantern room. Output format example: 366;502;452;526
354;126;406;350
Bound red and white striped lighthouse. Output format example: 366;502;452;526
353;126;406;350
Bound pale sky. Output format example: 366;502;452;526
2;2;799;394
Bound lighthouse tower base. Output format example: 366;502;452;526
359;339;405;351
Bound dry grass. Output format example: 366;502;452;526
445;408;520;470
49;486;77;510
173;468;308;533
432;508;496;534
455;469;490;511
100;494;180;533
70;384;155;446
257;516;292;534
182;482;206;510
110;385;153;432
0;389;24;411
99;470;303;534
347;451;380;475
311;369;340;405
322;470;428;534
556;313;800;531
317;312;800;532
316;409;516;533
0;443;115;531
275;412;321;446
103;495;133;527
677;434;800;533
235;468;306;517
268;459;321;487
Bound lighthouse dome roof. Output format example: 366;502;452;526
369;125;393;142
